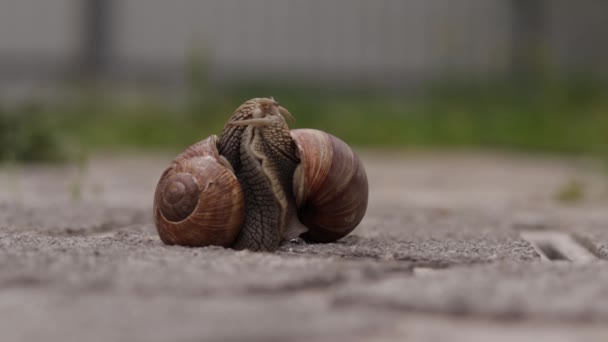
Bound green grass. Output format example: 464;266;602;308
1;79;607;163
554;179;586;204
0;104;69;163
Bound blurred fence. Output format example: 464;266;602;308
0;0;607;92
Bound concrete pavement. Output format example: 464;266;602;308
1;152;607;341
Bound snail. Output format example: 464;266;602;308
153;135;245;247
291;129;369;243
153;98;368;251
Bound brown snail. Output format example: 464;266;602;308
153;98;368;251
291;129;369;243
153;135;244;247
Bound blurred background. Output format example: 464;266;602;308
0;0;607;163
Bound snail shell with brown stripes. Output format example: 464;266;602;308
153;98;368;252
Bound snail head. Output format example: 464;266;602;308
228;97;294;128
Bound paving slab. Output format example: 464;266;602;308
0;230;416;295
282;230;537;266
509;207;608;260
0;152;607;341
372;315;608;342
0;203;147;236
0;289;397;342
336;261;608;321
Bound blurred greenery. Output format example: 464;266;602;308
554;179;586;204
0;77;607;163
0;104;69;163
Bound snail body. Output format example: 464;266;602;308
153;98;368;251
218;98;299;251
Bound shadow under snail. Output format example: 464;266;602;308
153;98;369;252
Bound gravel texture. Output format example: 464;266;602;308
1;152;607;341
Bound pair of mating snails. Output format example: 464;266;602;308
153;98;369;252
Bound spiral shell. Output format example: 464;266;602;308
153;135;245;247
291;129;369;243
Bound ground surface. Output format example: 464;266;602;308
1;151;607;342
